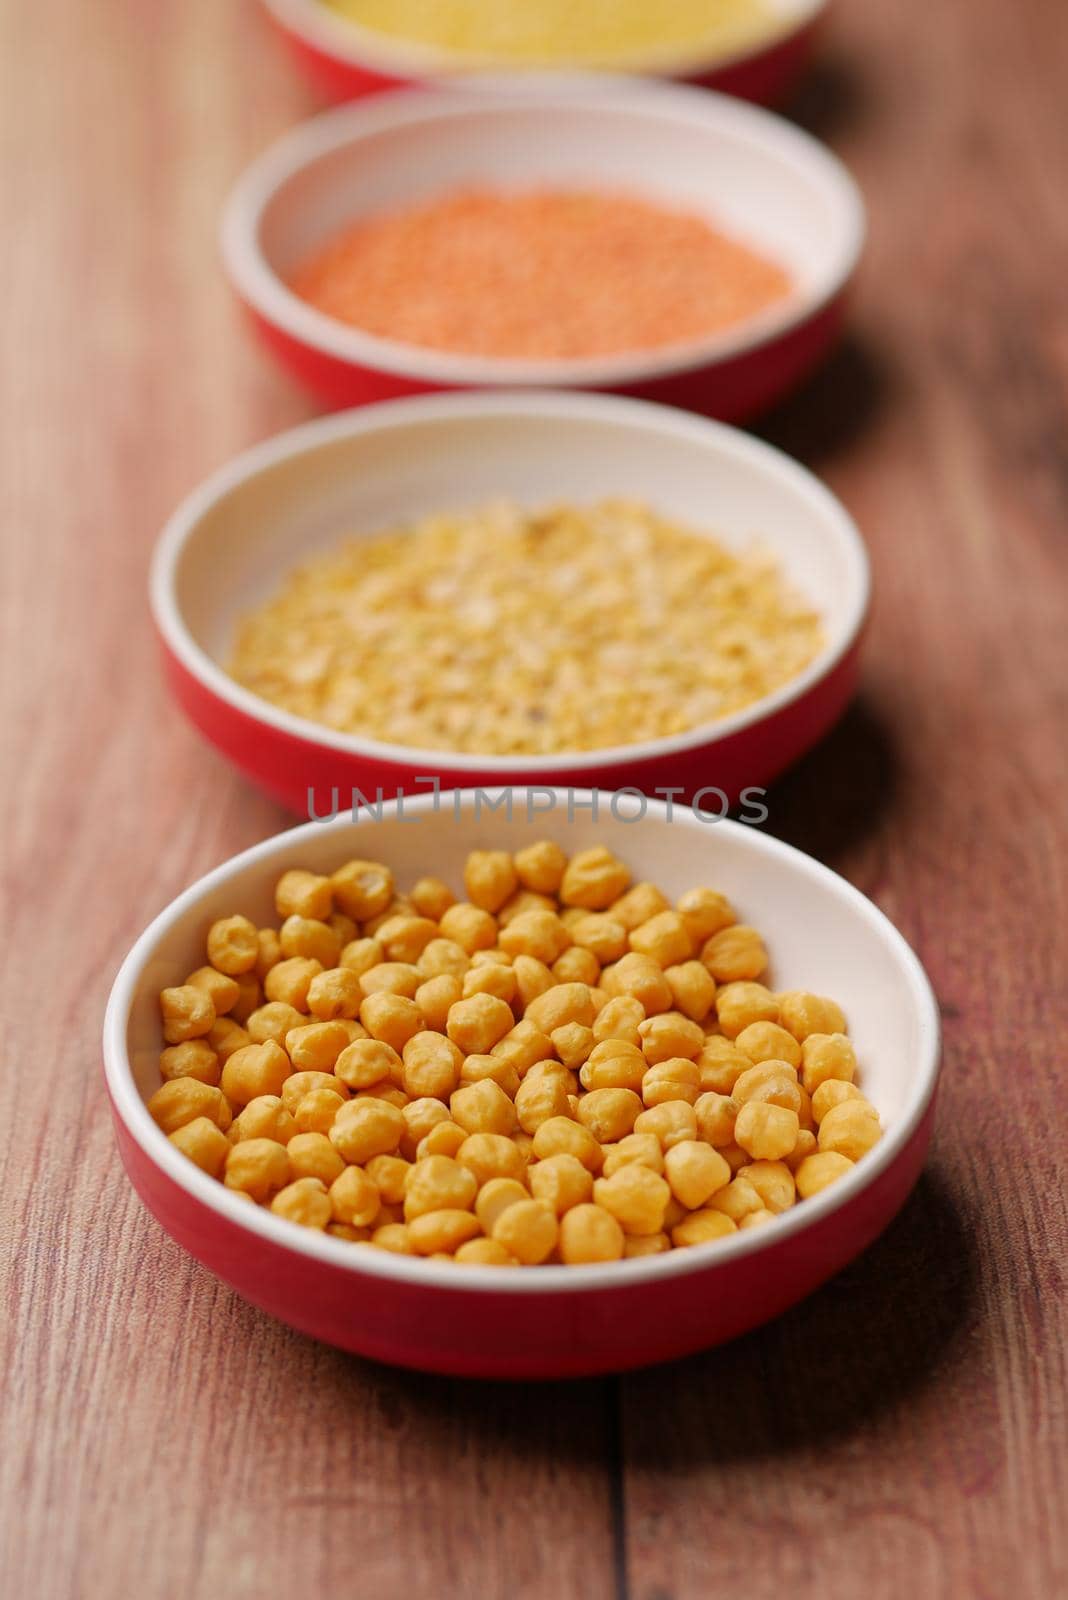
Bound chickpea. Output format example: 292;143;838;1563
207;915;260;976
417;1123;467;1160
558;1203;625;1264
575;1087;642;1144
247;1001;305;1046
811;1079;864;1124
417;938;470;981
329;1099;406;1164
492;1199;558;1265
580;1040;646;1094
512;1067;571;1132
326;1223;371;1243
735;1102;800;1162
800;1033;857;1094
642;1059;702;1108
475;1177;529;1232
401;1098;451;1158
279;1071;344;1115
512;954;555;1012
438;903;498;955
817;1099;881;1161
396;1031;460;1101
331;858;394;921
455;1133;525;1187
600;1133;664;1177
374;915;438;965
530;1116;602;1172
700;925;768;985
331;1038;396;1092
279;915;341;969
671;1210;737;1248
284;1020;351;1071
229;1094;297;1146
159;1039;220;1086
454;1238;517;1266
450;1079;518;1137
327;916;356;952
795;1151;854;1198
266;1178;330;1228
404;875;452;922
737;1160;796;1214
462;962;517;1006
159;984;215;1045
255;929;282;983
720;1142;751;1174
593;1165;671;1236
560;848;631;910
275;868;332;922
404;1155;478;1220
551;947;601;987
609;882;669;931
735;1021;802;1070
459;850;515;914
220;1040;291;1108
339;937;384;978
292;1088;347;1135
629;911;692;967
263;957;322;1012
693;1091;738;1148
786;1129;819;1171
591;995;645;1049
498;909;569;965
206;1018;251;1064
405;1209;481;1256
546;1022;591;1071
739;1209;776;1231
664;1141;731;1210
733;1061;802;1114
695;1037;752;1094
305;967;363;1022
224;1137;290;1202
633;1100;698;1150
676;887;735;945
715;982;779;1040
491;1020;554;1075
524;983;594;1036
447;993;515;1055
513;840;568;896
624;1233;671;1258
359;962;421;1000
600;954;672;1017
360;991;424;1054
778;990;847;1042
638;1012;705;1065
229;973;261;1025
372;1223;412;1254
568;913;627;966
413;973;463;1032
708;1176;763;1222
529;1154;594;1215
286;1131;345;1187
169;1117;231;1178
460;1055;520;1097
185;965;240;1017
663;961;716;1024
351;1085;408;1109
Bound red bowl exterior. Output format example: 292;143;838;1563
266;9;821;108
110;1085;935;1378
242;292;848;423
161;628;862;816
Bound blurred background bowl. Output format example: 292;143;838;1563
259;0;830;106
104;790;940;1378
150;390;869;815
221;81;864;419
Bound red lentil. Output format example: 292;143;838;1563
291;188;793;362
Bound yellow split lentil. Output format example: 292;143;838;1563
229;500;823;757
155;844;882;1267
321;0;783;72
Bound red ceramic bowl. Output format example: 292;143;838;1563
150;390;870;815
103;791;941;1378
220;81;864;418
260;0;829;106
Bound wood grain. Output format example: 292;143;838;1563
0;0;1065;1596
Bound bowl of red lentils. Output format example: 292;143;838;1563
221;81;863;418
260;0;829;107
103;791;941;1378
150;389;869;813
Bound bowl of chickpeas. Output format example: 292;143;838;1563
260;0;828;107
104;790;940;1378
151;390;869;813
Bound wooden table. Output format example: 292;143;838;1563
2;1;1065;1595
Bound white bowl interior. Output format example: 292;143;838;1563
225;83;863;383
108;796;939;1290
162;395;868;762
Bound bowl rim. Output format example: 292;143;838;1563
103;789;942;1298
149;388;871;776
261;0;829;85
219;76;866;389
